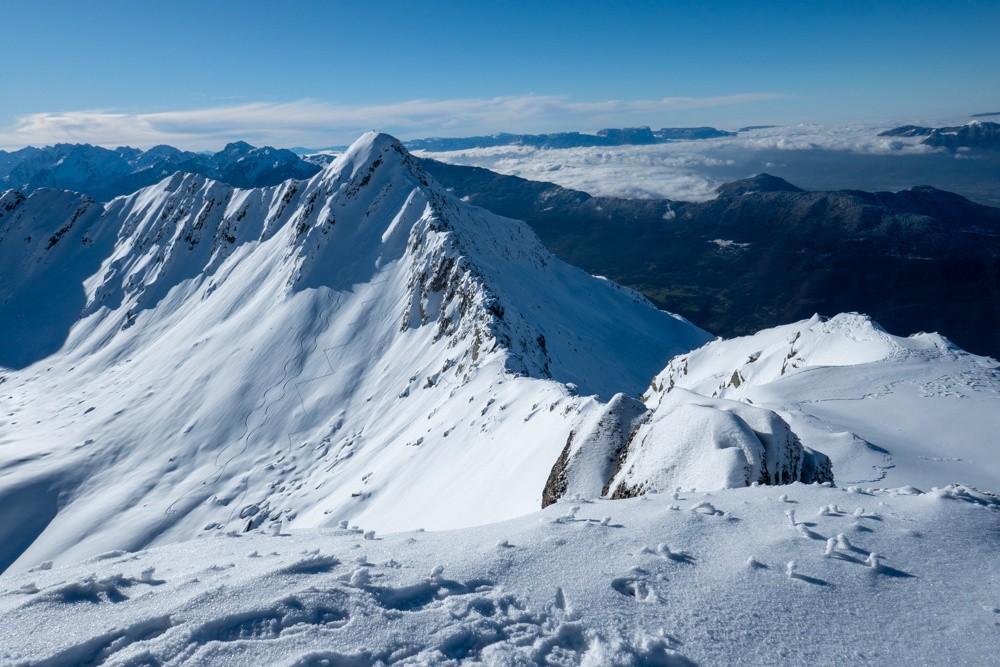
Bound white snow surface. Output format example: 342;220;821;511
0;483;997;665
0;132;710;574
648;313;1000;491
605;389;831;499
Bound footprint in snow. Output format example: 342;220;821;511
611;568;661;602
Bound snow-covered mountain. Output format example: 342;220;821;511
0;132;711;573
0;141;322;201
2;133;999;663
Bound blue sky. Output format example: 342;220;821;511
2;0;998;149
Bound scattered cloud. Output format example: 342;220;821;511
0;93;780;150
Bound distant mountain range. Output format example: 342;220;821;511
3;137;998;358
878;121;1000;151
403;126;736;152
0;141;321;201
420;159;1000;358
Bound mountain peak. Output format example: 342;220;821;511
715;173;804;197
319;131;425;193
220;140;256;154
331;131;407;168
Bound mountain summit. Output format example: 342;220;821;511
0;132;711;572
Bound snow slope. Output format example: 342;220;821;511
648;313;1000;491
0;483;996;665
0;132;710;574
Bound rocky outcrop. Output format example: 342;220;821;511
542;394;647;507
605;389;832;498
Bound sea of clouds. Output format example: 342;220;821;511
412;121;989;202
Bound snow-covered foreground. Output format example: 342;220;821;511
1;482;997;666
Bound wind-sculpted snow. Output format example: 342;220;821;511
0;132;710;573
604;389;832;498
0;484;997;665
543;376;832;507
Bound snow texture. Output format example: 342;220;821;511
0;483;997;665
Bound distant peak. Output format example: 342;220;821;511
716;173;804;197
221;141;255;154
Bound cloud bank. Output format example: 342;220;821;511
417;120;986;203
0;93;779;150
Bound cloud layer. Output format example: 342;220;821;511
417;120;986;203
0;93;779;150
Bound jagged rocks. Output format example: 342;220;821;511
541;394;647;507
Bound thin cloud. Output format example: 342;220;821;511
0;93;780;150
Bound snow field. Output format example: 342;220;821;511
0;483;996;665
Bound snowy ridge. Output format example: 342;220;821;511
646;313;911;404
0;132;710;573
647;313;1000;490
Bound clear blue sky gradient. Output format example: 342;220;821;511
3;0;998;148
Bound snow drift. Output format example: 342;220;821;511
604;389;832;499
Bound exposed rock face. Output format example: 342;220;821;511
542;394;647;507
